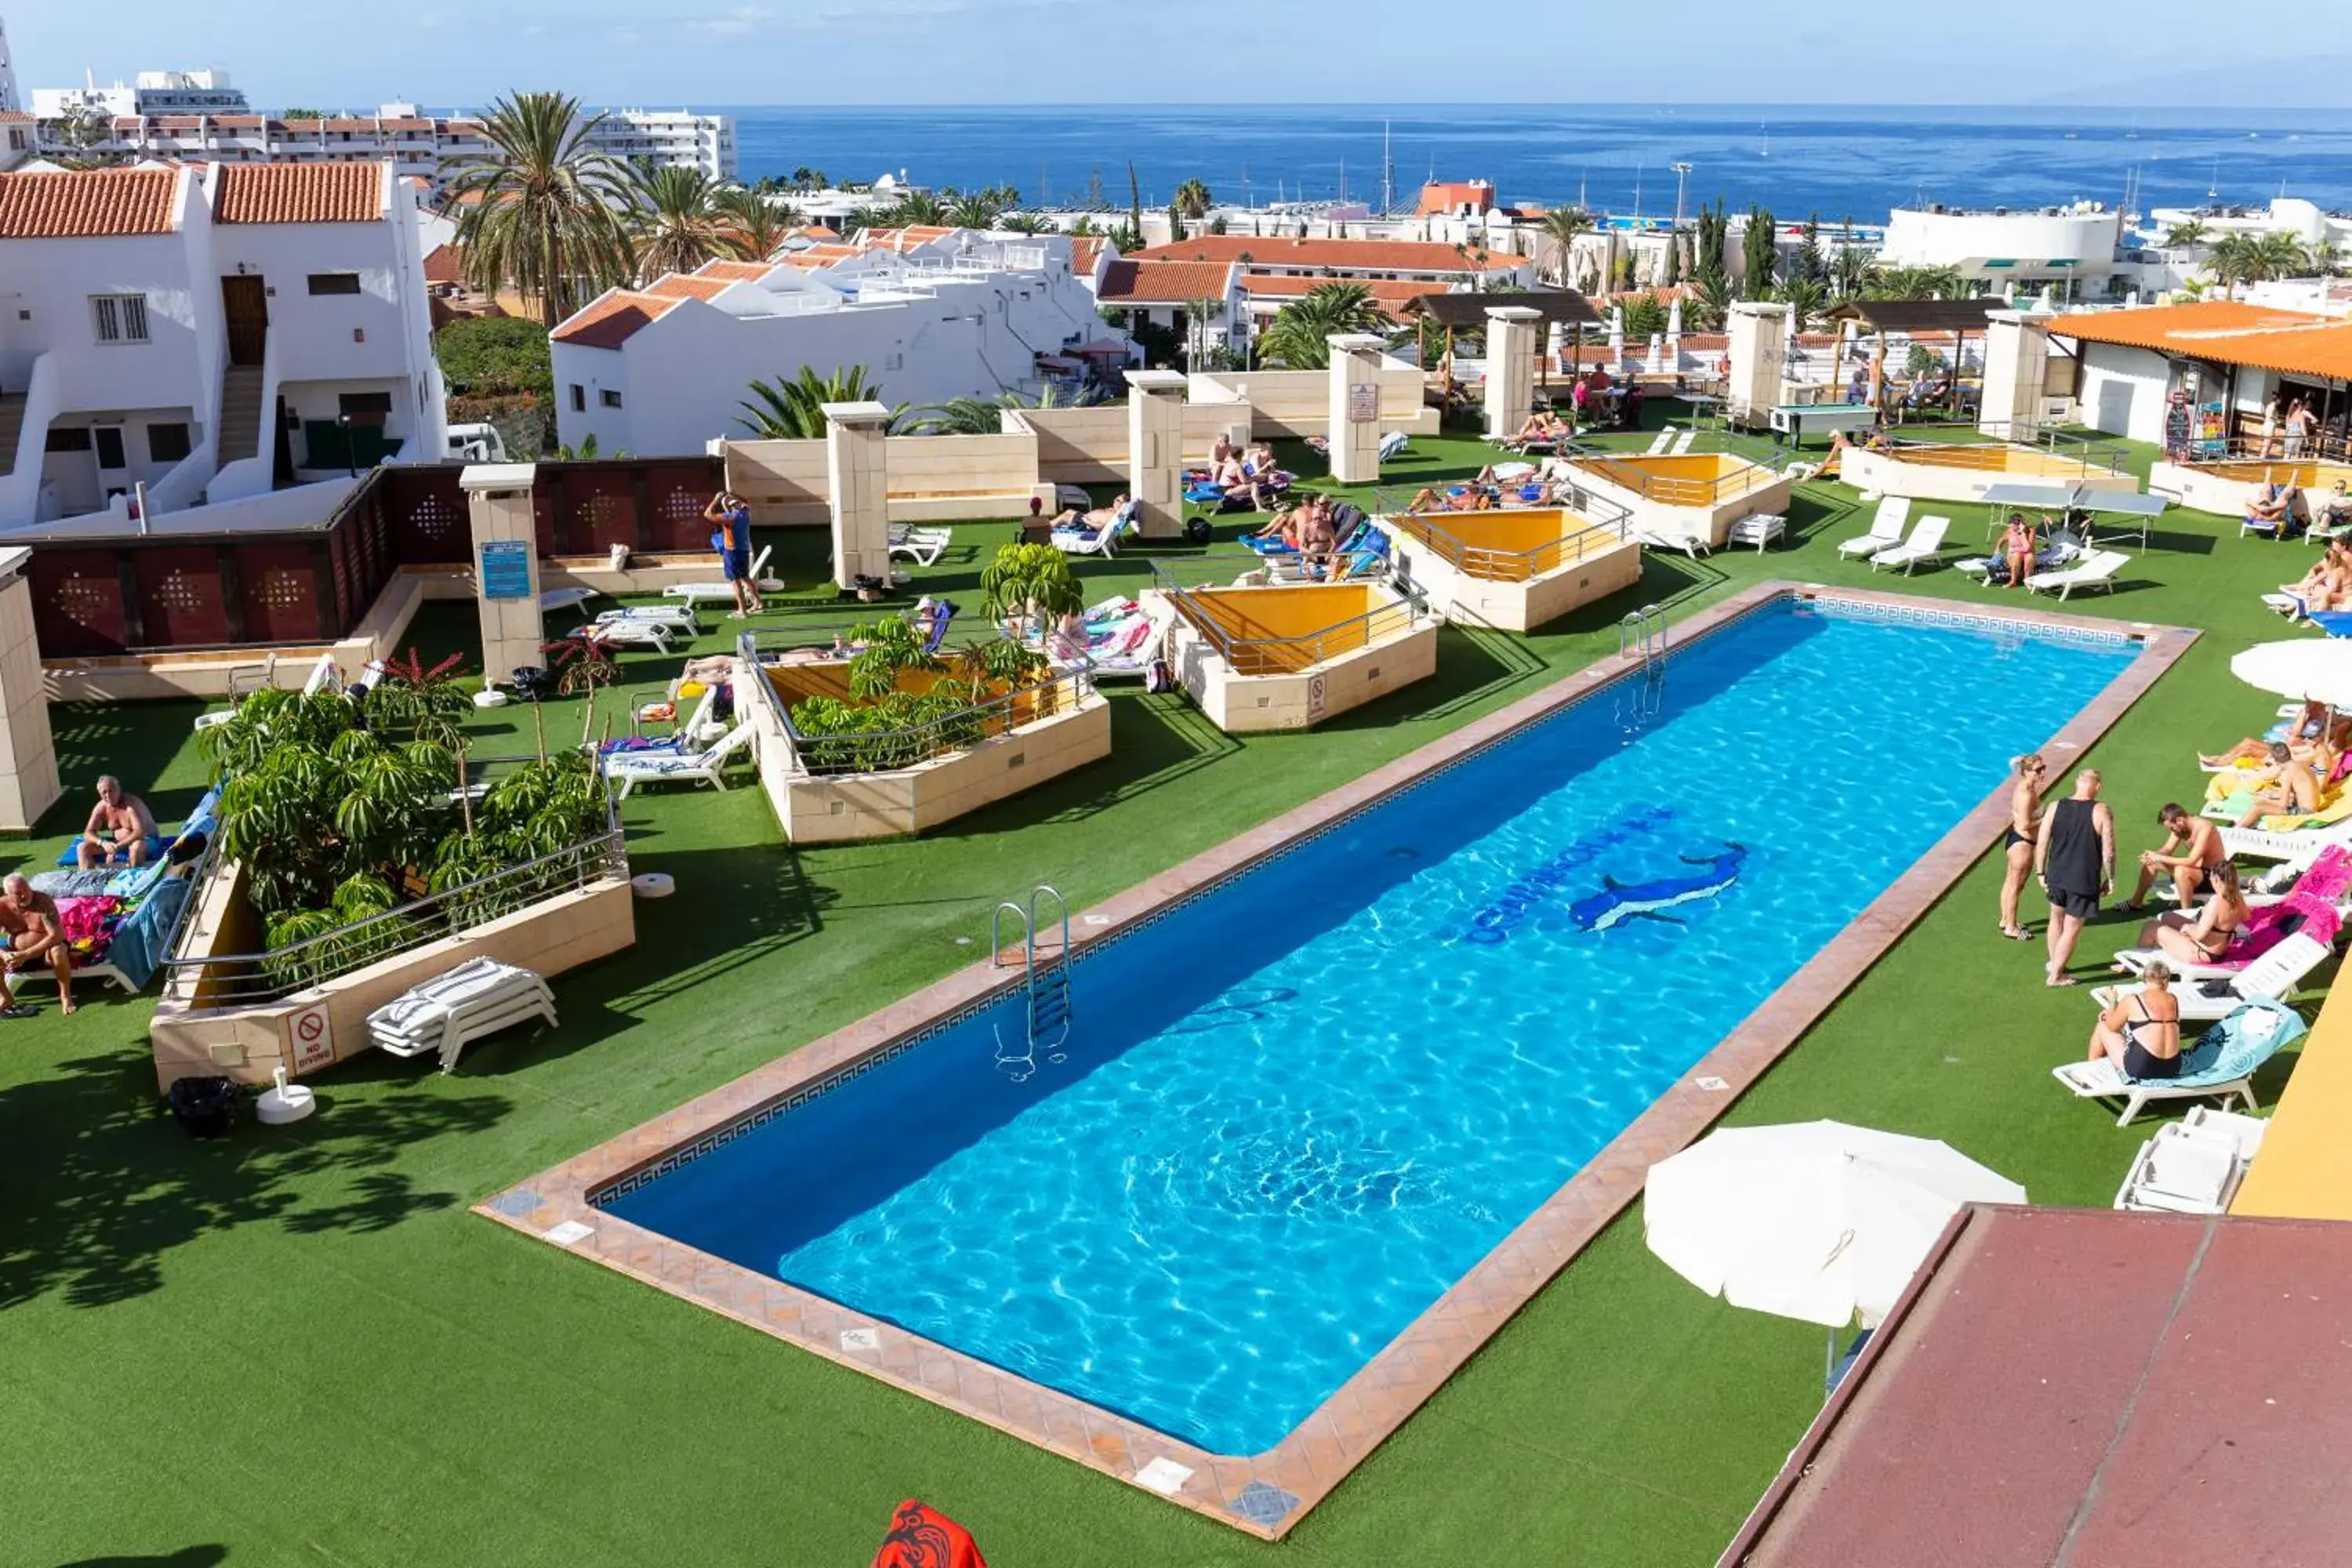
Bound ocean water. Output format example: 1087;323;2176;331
606;599;2133;1456
721;103;2352;223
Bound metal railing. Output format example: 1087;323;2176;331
1149;558;1422;677
1381;489;1634;583
159;820;628;1008
1561;441;1784;508
740;629;1096;778
2166;437;2352;470
1890;421;2132;477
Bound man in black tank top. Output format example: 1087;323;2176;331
2034;768;2115;986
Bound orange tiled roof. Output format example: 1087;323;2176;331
550;289;682;349
644;274;733;302
774;241;859;270
1096;259;1235;305
214;162;383;223
0;167;179;238
858;223;958;252
1129;234;1528;273
1415;180;1497;216
0;111;33;124
787;223;840;241
694;259;775;282
1070;235;1106;276
2048;300;2352;383
422;241;465;285
1239;271;1445;321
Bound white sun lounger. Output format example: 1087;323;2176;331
661;544;785;604
1869;514;1950;574
540;586;602;615
2113;1121;2246;1214
368;956;557;1074
2026;549;2129;600
2220;816;2352;864
1836;496;1910;559
2056;997;2305;1127
601;721;755;800
888;524;952;566
1635;526;1710;558
1052;503;1140;559
2089;935;2329;1023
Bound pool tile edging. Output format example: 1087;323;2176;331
476;582;2194;1541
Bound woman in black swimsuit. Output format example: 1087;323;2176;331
1998;753;2048;942
2089;961;2183;1080
2142;859;2249;969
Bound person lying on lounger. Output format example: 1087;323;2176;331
1211;456;1266;511
2202;699;2332;769
2280;542;2352;619
1508;410;1568;447
2245;482;2296;535
0;873;73;1016
1051;492;1133;536
2087;960;2179;1080
77;775;158;869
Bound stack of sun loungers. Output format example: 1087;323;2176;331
2112;1107;2269;1214
367;958;557;1074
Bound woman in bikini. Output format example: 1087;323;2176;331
2140;859;2249;969
2088;961;2182;1080
1998;513;2038;589
2202;699;2328;770
1999;753;2048;940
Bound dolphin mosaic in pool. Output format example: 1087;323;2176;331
1570;843;1748;932
1457;806;1679;944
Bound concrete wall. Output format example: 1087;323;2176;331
880;430;1043;520
2076;342;2173;445
1188;362;1435;439
721;437;832;525
748;673;1110;842
1012;405;1130;484
1384;525;1642;633
1156;590;1439;731
1569;465;1793;550
1840;444;2140;506
151;863;635;1090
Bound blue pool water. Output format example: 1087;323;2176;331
608;601;2132;1455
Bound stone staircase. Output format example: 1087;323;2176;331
216;365;264;463
0;394;24;477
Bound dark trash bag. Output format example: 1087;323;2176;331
167;1076;239;1138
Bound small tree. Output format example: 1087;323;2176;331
979;543;1083;643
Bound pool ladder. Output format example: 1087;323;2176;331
1617;603;1668;668
991;885;1073;1079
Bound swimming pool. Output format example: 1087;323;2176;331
596;597;2136;1460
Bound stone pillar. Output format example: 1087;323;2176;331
1726;302;1791;427
1980;310;2053;441
1481;306;1542;440
458;463;545;687
1325;333;1389;485
0;547;61;834
1123;369;1189;540
823;401;893;590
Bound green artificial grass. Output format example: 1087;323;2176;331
0;415;2332;1566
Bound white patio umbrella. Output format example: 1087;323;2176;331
1644;1122;2024;1380
2231;641;2352;712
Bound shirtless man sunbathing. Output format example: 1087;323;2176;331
0;873;74;1016
77;775;158;869
1051;492;1132;534
2238;742;2322;829
2124;803;2226;911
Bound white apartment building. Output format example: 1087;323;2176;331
0;160;446;527
1881;202;2126;299
0;17;20;114
550;229;1124;456
32;67;249;120
29;103;735;192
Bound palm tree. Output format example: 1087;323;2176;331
717;187;798;263
447;91;635;329
886;190;949;227
917;385;1104;434
996;211;1051;236
738;365;904;440
1174;178;1214;220
1864;263;1965;302
2315;240;2343;278
1256;284;1386;369
946;190;1001;230
1775;277;1829;332
1684;269;1736;332
630;165;735;280
2249;230;2311;282
1537;207;1595;287
1829;245;1875;301
2163;219;2209;252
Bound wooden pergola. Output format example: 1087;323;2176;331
1405;289;1603;397
1821;298;2011;424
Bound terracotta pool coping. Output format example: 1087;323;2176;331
477;582;2194;1541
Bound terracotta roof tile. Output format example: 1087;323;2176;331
1070;235;1106;276
0;111;33;124
2050;300;2352;383
1240;271;1445;320
788;223;839;241
0;168;179;239
213;162;384;223
644;274;732;302
550;290;682;350
693;259;775;282
422;241;465;285
1129;234;1528;273
1096;259;1234;305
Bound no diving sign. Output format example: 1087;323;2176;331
287;1000;335;1075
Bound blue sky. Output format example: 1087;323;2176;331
10;2;2345;108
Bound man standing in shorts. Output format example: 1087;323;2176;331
2035;768;2115;987
702;489;765;619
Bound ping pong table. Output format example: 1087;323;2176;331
1980;481;2169;550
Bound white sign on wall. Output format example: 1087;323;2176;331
287;1000;336;1075
1347;384;1379;424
